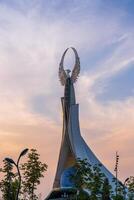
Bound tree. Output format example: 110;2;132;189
102;178;111;200
70;158;107;200
11;178;19;200
112;179;124;200
0;160;17;200
126;176;134;200
21;149;48;200
88;164;105;200
70;158;92;199
117;182;125;200
70;158;92;190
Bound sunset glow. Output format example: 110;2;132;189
0;0;134;198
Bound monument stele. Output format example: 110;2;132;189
45;48;116;200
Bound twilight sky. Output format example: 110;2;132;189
0;0;134;198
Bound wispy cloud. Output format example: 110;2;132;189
0;0;134;198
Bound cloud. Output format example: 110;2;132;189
0;0;134;198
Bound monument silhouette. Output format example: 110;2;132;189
46;48;115;199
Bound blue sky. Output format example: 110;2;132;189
0;0;134;198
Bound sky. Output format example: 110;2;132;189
0;0;134;198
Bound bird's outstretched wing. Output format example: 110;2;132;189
59;48;68;86
71;47;80;83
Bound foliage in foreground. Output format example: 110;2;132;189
70;158;134;200
0;154;133;200
21;149;48;200
0;160;17;200
0;149;47;200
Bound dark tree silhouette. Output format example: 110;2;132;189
21;149;47;200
